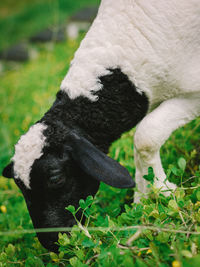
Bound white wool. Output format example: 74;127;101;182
12;123;47;188
61;0;200;108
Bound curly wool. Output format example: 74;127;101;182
12;123;47;188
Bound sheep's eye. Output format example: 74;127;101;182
50;175;60;183
48;170;65;189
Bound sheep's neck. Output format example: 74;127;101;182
43;68;149;153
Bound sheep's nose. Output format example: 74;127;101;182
37;231;59;252
35;217;77;251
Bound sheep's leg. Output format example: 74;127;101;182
134;94;200;203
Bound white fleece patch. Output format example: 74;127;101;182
61;0;200;107
12;123;47;188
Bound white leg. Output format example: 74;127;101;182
134;94;200;202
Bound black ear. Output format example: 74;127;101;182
69;133;135;189
2;162;14;178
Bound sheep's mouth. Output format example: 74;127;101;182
26;205;78;251
35;217;77;252
37;231;60;252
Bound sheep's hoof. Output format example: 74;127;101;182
154;180;177;196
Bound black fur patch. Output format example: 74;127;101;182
41;68;149;152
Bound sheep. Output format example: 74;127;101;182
3;0;200;251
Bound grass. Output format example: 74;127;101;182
1;1;200;266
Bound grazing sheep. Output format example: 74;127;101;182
3;0;200;251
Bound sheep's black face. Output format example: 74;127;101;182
15;149;99;252
3;132;135;252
